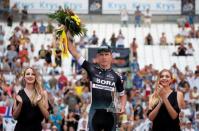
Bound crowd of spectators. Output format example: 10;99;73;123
0;7;199;131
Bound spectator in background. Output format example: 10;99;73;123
48;74;58;91
101;38;108;46
55;49;62;67
177;16;186;28
12;58;22;74
134;99;144;120
190;86;199;110
39;44;47;59
110;33;117;47
14;27;22;40
133;72;143;89
193;70;199;92
194;65;199;76
184;120;195;131
58;71;68;90
178;44;187;56
49;107;63;131
18;21;27;34
184;20;191;29
186;71;195;89
160;32;168;45
0;25;4;44
64;88;81;112
170;63;180;79
186;42;194;56
74;81;84;97
134;6;142;27
196;26;199;38
1;57;10;72
175;34;184;45
81;86;91;104
116;29;125;48
18;46;29;65
39;21;46;33
45;45;52;65
21;6;28;21
130;58;140;74
89;30;98;45
130;38;138;59
0;25;5;58
0;73;6;86
178;73;190;91
31;21;39;33
120;8;129;27
78;36;86;48
25;38;34;59
46;21;54;33
180;27;189;38
144;8;152;28
11;3;19;19
189;25;196;38
6;44;18;68
145;33;153;45
124;71;133;90
65;111;78;131
7;14;13;27
172;43;187;56
184;66;193;77
9;33;19;48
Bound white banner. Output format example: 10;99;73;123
196;0;199;14
102;0;181;14
10;0;88;14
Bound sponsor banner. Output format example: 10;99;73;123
181;0;195;15
89;0;102;14
88;48;130;68
102;0;181;14
196;0;199;14
10;0;88;14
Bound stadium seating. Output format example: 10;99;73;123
1;22;199;72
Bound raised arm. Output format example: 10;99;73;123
159;87;180;120
67;31;81;60
162;96;178;119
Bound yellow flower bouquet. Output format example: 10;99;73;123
49;8;87;36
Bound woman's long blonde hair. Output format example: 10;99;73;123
22;67;43;106
149;69;173;109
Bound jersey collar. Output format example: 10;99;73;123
96;64;112;72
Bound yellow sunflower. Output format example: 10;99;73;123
71;15;81;26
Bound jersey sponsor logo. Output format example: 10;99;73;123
106;74;114;79
96;78;115;87
93;83;114;91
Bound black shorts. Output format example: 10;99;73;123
88;109;116;131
